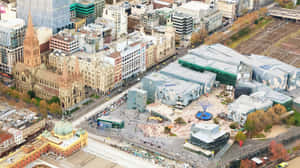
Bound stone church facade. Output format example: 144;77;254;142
13;12;85;109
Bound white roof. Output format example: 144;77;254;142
179;1;210;11
251;157;263;164
0;18;24;30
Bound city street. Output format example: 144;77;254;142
72;83;140;128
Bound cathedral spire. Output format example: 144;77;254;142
60;59;70;88
23;11;41;67
74;57;80;78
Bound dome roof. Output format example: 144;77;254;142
54;121;73;136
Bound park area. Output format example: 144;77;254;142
233;18;300;68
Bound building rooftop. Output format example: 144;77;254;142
146;72;200;96
179;1;210;11
0;103;41;130
0;130;13;144
180;44;250;75
229;94;273;115
191;123;228;144
160;62;216;85
0;18;24;30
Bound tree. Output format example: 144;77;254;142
164;126;171;134
235;131;247;142
240;159;256;168
49;103;62;115
269;141;289;161
20;93;31;103
27;90;36;99
174;117;186;125
10;90;20;99
272;104;287;116
191;29;208;46
244;117;256;137
31;98;38;106
49;96;60;104
230;122;239;129
39;100;47;108
39;100;48;117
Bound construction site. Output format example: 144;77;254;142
234;18;300;67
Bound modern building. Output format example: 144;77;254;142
70;0;102;23
245;54;300;92
103;5;128;40
93;0;105;17
171;12;193;36
179;44;248;85
127;88;147;112
171;12;193;46
17;0;71;33
0;18;25;76
13;13;85;110
50;30;80;54
190;123;230;151
228;94;273;125
142;72;202;106
160;62;216;94
176;1;222;32
0;121;88;168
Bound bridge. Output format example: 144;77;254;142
269;7;300;22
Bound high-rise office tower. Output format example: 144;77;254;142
17;0;71;33
0;18;25;75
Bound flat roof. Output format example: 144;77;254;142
0;18;24;30
191;123;228;143
179;1;210;11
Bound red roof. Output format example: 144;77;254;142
0;130;13;144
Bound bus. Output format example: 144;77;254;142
97;116;124;129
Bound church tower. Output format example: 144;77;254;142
23;12;41;67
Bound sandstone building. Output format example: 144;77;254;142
13;13;85;109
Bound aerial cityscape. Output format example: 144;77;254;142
0;0;299;167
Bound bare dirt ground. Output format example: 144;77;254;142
234;19;300;67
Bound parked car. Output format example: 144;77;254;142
276;162;288;168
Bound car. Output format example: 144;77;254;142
276;162;288;168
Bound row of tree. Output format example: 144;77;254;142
0;83;61;118
240;140;289;168
244;104;287;137
276;0;295;9
205;8;267;45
